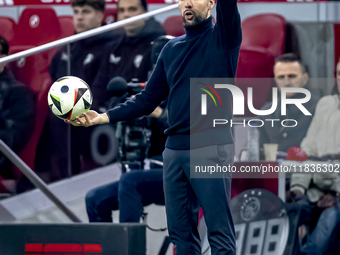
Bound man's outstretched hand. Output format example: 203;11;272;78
65;110;109;127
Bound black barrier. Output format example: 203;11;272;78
0;223;146;255
0;140;82;223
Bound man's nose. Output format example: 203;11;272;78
185;0;193;8
122;11;130;19
282;77;291;86
75;13;83;20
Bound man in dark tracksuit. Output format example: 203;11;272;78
48;0;118;178
105;17;166;84
67;0;242;253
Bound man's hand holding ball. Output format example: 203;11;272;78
65;110;109;127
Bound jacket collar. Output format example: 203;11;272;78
185;16;213;39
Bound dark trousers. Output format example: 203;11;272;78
163;144;236;255
86;169;164;222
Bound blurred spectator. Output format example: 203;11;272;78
49;0;116;111
300;60;340;159
259;53;318;153
287;60;340;254
300;202;340;255
0;35;35;191
103;0;166;85
86;169;164;222
293;59;340;203
48;0;119;179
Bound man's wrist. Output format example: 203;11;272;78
100;113;110;123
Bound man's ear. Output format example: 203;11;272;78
302;72;309;86
97;11;104;24
208;0;215;10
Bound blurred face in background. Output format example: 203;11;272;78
118;0;146;37
72;5;103;33
274;61;308;98
337;63;340;93
178;0;214;28
0;45;7;73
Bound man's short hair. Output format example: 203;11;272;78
0;35;9;55
71;0;105;12
274;53;306;74
117;0;148;11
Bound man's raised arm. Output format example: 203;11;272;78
215;0;242;50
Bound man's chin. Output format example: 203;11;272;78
183;17;204;28
286;93;296;98
184;20;197;28
124;25;138;34
75;27;87;33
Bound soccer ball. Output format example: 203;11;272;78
48;76;93;120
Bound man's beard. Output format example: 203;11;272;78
182;10;209;28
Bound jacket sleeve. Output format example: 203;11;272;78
106;55;169;123
215;0;242;50
290;173;312;194
300;97;325;157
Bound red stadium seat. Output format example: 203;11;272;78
334;24;340;77
163;16;185;37
241;14;286;57
8;47;51;88
59;15;74;38
7;51;52;184
104;8;117;24
12;74;51;181
13;7;62;47
236;45;275;116
0;16;16;45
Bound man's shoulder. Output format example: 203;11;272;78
52;44;69;62
258;100;281;119
318;94;336;104
2;74;34;98
145;18;166;33
10;83;34;96
261;101;275;111
315;94;338;110
166;35;185;47
159;36;185;57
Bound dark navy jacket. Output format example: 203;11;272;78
259;89;319;152
107;0;242;150
106;17;166;84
